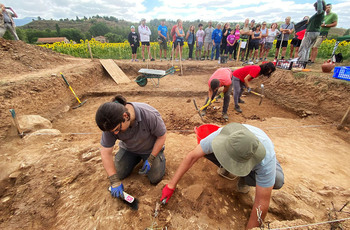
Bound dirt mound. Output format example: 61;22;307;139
0;38;69;76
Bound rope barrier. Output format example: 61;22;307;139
24;124;335;136
269;217;350;230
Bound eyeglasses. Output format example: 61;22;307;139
111;123;122;134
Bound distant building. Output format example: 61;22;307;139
36;37;69;44
93;36;108;43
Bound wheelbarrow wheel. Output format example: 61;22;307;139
136;75;148;87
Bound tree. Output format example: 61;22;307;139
105;32;124;43
89;22;111;36
344;29;350;36
37;16;42;21
55;23;61;36
76;16;80;21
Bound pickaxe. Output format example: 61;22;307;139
193;92;224;121
250;84;265;105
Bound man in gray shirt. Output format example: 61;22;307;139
96;96;167;199
203;21;214;60
275;16;294;60
0;4;19;40
160;123;284;229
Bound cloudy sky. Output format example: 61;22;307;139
2;0;350;28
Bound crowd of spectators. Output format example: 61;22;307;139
128;1;337;66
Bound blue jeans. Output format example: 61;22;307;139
114;148;166;184
211;43;220;60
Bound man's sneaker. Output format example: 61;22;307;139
255;59;259;64
217;167;237;181
135;59;139;62
264;58;267;61
236;177;251;194
207;56;209;60
259;57;263;61
175;59;179;61
131;59;134;62
151;58;155;61
222;113;229;120
143;59;145;62
238;98;245;104
234;105;242;113
248;61;254;65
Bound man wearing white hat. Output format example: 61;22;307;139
160;122;284;229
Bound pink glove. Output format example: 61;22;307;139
160;184;175;203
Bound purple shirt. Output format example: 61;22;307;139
227;34;236;46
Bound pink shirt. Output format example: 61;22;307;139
234;30;240;40
208;68;232;87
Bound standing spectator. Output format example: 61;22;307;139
186;25;196;60
275;17;294;60
289;16;309;59
310;3;337;63
170;23;177;60
175;19;185;61
248;24;262;64
244;19;256;61
220;23;231;55
262;23;279;61
0;4;19;40
158;19;169;60
258;22;268;61
138;18;154;62
240;19;251;61
232;62;276;113
298;0;326;64
232;24;241;60
128;26;139;62
203;21;214;60
225;29;236;61
211;23;222;61
195;23;205;60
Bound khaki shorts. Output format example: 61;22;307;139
313;35;327;48
204;42;213;51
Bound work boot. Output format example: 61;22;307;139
238;98;245;104
217;167;237;180
222;113;229;120
236;177;251;194
234;105;242;113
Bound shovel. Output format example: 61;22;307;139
59;73;87;109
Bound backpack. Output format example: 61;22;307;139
334;53;343;63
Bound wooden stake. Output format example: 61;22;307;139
171;43;175;67
87;42;93;60
236;40;241;63
178;42;183;76
337;106;350;130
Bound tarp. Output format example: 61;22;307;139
336;35;350;42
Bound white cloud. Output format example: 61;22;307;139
3;0;349;28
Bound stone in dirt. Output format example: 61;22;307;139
181;184;203;201
18;115;52;133
25;129;61;139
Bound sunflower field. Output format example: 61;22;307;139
39;38;349;60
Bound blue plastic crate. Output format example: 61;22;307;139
333;66;350;81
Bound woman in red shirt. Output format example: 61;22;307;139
232;62;275;113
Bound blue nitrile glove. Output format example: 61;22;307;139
108;174;124;198
139;154;156;175
247;87;252;93
110;183;124;198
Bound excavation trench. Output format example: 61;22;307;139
1;60;349;230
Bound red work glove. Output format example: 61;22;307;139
160;184;175;203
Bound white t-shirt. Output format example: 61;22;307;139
138;25;152;42
266;29;279;43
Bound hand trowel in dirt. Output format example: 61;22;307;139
108;188;139;210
